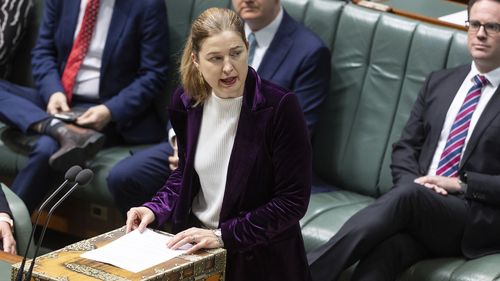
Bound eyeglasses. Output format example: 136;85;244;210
465;20;500;35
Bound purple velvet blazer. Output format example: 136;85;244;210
144;68;312;281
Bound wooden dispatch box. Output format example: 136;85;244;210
12;227;226;281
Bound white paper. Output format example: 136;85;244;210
438;10;467;26
81;228;192;273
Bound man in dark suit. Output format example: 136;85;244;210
0;189;16;254
0;0;169;212
307;0;500;280
107;0;330;215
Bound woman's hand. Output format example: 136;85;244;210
125;207;155;233
167;227;223;254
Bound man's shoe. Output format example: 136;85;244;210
48;124;105;171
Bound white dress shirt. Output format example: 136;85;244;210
427;63;500;176
244;7;283;71
72;0;115;99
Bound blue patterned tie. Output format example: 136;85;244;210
247;33;257;65
436;74;489;177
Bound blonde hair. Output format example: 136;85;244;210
180;8;246;105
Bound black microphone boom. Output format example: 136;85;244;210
15;165;82;281
24;169;94;281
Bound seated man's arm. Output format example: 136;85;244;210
291;45;330;136
465;172;500;206
0;190;16;254
31;0;67;104
102;1;169;125
391;76;431;185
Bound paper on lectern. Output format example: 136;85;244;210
81;228;192;273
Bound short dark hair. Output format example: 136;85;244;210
468;0;500;18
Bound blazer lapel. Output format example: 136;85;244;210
258;12;295;79
219;70;273;220
101;0;132;75
423;69;468;168
60;0;81;60
461;87;500;166
219;104;273;220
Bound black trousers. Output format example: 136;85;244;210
307;182;468;281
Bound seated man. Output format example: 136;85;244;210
0;188;17;254
0;0;169;213
107;0;331;215
307;0;500;280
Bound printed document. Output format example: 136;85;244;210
81;228;192;273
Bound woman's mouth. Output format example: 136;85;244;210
220;77;237;86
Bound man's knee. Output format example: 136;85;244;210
388;182;429;202
107;157;136;194
31;136;59;159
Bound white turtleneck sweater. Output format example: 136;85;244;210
192;91;243;228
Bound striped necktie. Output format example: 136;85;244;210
247;33;257;65
61;0;100;104
436;74;489;177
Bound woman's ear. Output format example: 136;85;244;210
191;52;199;68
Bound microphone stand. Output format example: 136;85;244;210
24;169;94;281
15;165;82;281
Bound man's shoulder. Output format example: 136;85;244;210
280;11;326;49
428;64;471;82
129;0;166;11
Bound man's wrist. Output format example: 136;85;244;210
457;177;468;193
0;215;14;230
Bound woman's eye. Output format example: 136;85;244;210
209;56;222;62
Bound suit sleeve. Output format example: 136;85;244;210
0;189;13;218
391;75;432;185
220;93;312;252
103;0;169;123
31;0;65;103
465;172;500;206
292;45;330;136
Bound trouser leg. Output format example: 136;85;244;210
0;80;48;132
107;142;173;216
308;183;467;281
351;233;428;281
11;136;59;213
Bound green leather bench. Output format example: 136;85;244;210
2;0;500;280
296;1;500;280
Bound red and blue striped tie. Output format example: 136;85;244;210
436;74;489;177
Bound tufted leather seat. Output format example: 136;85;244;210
1;0;500;280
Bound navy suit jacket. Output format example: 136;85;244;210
392;64;500;258
31;0;169;143
257;10;330;136
0;190;12;217
145;68;312;281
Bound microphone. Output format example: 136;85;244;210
24;169;94;281
15;165;82;281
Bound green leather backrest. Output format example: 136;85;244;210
312;4;471;197
166;0;231;68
